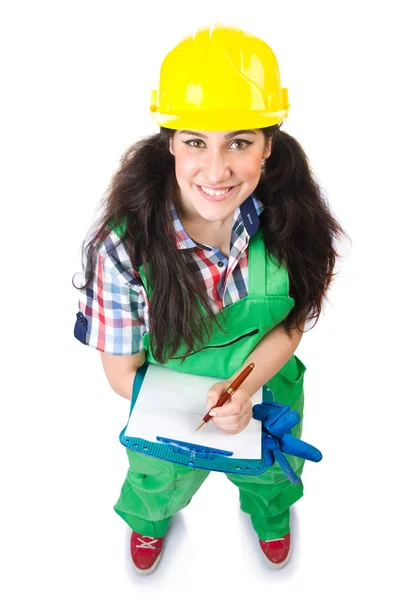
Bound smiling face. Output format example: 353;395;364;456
169;129;271;224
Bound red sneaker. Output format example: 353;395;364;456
259;532;291;569
130;531;163;575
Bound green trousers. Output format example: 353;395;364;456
114;449;304;541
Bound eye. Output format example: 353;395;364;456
230;139;253;150
183;139;206;148
182;138;253;150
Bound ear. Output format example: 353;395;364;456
263;139;272;160
169;137;175;156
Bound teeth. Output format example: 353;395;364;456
200;186;231;197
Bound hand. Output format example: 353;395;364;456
206;382;253;435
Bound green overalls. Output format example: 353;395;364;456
113;230;306;540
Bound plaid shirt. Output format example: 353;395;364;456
74;194;264;355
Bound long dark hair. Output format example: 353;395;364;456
72;124;348;363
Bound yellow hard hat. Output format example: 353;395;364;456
150;23;289;131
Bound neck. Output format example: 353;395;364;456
173;186;234;255
180;214;233;258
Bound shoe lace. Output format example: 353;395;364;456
136;535;159;550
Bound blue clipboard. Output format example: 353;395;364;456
119;362;273;475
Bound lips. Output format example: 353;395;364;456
195;183;240;202
200;186;231;195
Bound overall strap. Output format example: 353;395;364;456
248;230;290;297
110;217;127;239
111;217;144;276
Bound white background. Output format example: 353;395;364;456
1;1;396;598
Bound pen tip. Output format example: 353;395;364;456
196;421;205;431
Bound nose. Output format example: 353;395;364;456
201;148;232;185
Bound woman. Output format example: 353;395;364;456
73;24;346;574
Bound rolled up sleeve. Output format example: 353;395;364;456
74;239;148;356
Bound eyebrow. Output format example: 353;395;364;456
179;130;258;139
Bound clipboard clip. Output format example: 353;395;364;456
156;436;233;463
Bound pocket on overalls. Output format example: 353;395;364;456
266;354;306;439
262;354;306;483
267;355;305;407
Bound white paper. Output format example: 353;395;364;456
124;363;262;459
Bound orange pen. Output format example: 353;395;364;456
196;363;255;431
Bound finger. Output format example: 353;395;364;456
213;413;252;434
212;410;252;428
209;397;246;418
206;384;228;410
206;394;220;410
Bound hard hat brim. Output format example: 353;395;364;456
150;109;288;131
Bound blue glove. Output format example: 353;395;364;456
252;391;322;486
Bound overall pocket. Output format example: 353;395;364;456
265;354;306;444
253;355;307;485
266;354;306;411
